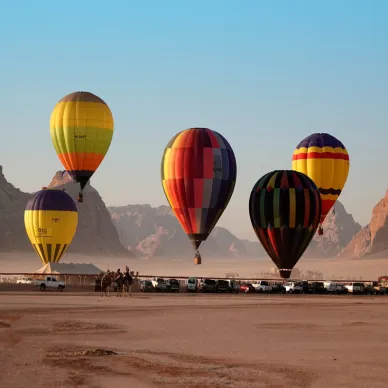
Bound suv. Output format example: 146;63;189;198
166;279;180;292
284;282;303;294
151;277;167;292
308;282;326;294
345;282;364;294
252;280;272;293
200;279;217;293
216;280;230;293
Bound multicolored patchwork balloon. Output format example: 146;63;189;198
161;128;237;264
292;133;349;235
249;170;321;279
24;188;78;264
50;91;114;202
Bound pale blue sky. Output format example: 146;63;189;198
0;0;387;240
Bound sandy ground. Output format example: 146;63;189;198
1;293;388;388
3;252;388;280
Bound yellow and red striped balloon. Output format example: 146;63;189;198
292;133;349;234
50;91;114;202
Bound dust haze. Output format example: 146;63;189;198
1;252;388;280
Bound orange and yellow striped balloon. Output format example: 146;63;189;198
50;91;114;202
292;133;349;234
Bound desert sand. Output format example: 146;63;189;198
1;292;388;388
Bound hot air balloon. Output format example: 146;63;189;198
24;188;78;264
50;91;114;203
292;133;349;235
249;170;321;279
161;128;237;264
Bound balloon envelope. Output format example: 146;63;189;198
161;128;237;251
50;91;114;200
292;133;349;226
249;170;321;279
24;189;78;264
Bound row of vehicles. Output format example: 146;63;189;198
15;275;388;295
186;278;388;295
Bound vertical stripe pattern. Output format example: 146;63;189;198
24;189;78;264
161;128;237;249
249;170;322;279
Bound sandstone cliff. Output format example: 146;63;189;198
307;201;362;257
0;166;31;251
339;190;388;258
48;171;133;257
108;201;360;258
108;204;264;258
0;167;131;257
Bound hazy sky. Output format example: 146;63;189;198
0;0;387;240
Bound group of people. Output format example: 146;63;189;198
100;265;138;297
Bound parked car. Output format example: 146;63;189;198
151;277;167;292
166;278;180;292
270;282;286;294
216;279;230;293
373;280;388;295
34;276;65;292
335;284;348;294
239;282;255;293
362;283;377;295
252;280;272;293
308;282;326;294
16;277;32;284
345;282;364;295
140;280;155;292
200;279;217;293
300;280;310;294
323;281;338;294
187;277;198;292
284;282;303;294
230;281;241;294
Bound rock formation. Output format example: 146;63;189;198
307;201;362;257
48;171;133;257
339;190;388;258
108;201;361;258
0;166;31;251
108;204;265;258
0;167;131;257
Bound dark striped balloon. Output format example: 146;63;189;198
249;170;322;279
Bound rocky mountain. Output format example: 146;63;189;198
0;166;131;257
339;190;388;259
48;171;132;257
0;166;31;252
108;201;361;258
108;204;262;258
0;163;367;259
307;201;362;257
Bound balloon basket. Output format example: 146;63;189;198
194;257;202;265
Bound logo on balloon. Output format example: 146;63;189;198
37;227;52;237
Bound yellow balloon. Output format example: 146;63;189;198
50;91;114;202
24;189;78;264
292;133;350;234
